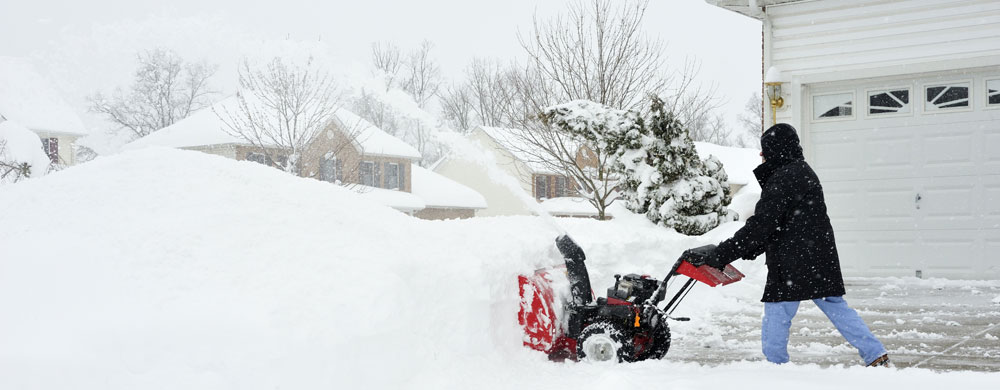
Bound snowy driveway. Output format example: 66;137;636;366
668;277;1000;371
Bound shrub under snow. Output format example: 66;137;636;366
0;120;50;185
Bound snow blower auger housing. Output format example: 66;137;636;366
517;235;744;363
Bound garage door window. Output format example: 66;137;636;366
813;92;854;120
924;81;970;112
987;79;1000;107
867;88;910;116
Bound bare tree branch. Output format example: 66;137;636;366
89;48;217;139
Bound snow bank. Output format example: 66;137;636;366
694;141;761;186
0;148;995;389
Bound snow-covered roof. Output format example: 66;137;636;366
477;125;559;175
539;197;614;218
705;0;804;20
126;97;421;160
332;108;421;160
352;185;425;212
410;165;487;210
0;57;88;137
693;142;761;186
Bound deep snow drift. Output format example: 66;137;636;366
1;148;997;389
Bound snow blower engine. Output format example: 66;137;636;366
517;235;744;362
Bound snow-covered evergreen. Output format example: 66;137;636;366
614;96;736;235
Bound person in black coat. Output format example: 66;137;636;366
685;123;889;367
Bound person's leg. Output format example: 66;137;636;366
812;296;887;365
761;300;800;364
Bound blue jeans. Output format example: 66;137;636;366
762;296;886;365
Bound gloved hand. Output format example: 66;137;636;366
681;244;726;270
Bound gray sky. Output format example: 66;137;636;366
1;0;761;140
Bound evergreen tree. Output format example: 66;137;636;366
615;96;736;235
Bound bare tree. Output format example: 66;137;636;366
518;0;667;111
439;84;475;131
737;92;764;148
89;48;216;139
484;0;680;219
215;56;343;174
401;40;442;108
371;41;403;90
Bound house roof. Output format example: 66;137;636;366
125;97;421;160
410;165;487;210
353;185;425;213
477;125;560;175
704;0;805;19
0;57;88;137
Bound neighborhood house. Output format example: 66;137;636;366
708;0;1000;279
126;97;486;219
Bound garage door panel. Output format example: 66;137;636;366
836;230;922;278
917;231;984;278
823;182;863;229
985;131;1000;169
918;176;979;230
920;132;977;175
983;175;1000;228
812;133;861;181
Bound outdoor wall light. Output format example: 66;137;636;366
764;66;785;125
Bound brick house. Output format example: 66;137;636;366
126;97;485;219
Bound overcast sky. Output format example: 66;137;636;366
1;0;761;139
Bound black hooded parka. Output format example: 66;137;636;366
714;123;846;302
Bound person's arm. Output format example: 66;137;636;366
712;170;798;265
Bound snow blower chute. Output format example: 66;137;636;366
517;235;744;362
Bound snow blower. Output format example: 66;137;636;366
517;235;744;362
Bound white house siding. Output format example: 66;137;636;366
753;0;1000;279
765;0;1000;125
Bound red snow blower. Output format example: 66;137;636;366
517;235;744;362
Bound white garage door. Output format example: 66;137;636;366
806;69;1000;279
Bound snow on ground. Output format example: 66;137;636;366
1;148;998;389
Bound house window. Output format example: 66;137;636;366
320;157;338;183
40;137;58;164
924;82;970;111
813;92;853;120
867;88;910;115
987;79;1000;106
246;152;269;165
555;176;568;197
360;161;375;186
534;175;549;200
384;162;400;190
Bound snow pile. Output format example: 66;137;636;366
0;120;51;183
0;148;996;389
694;141;761;186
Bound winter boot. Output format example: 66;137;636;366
867;354;890;367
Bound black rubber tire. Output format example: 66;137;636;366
576;321;633;363
637;322;671;360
